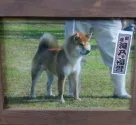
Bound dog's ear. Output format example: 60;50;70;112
73;32;79;37
85;33;92;41
73;32;80;41
85;33;92;39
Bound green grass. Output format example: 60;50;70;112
2;20;131;110
2;21;64;39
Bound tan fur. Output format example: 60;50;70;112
31;32;91;103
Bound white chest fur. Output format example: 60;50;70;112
63;57;82;76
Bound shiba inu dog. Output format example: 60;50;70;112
31;32;91;103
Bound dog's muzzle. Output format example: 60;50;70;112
80;50;90;55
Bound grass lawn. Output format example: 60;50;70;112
2;19;131;110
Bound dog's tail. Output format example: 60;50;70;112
37;33;59;53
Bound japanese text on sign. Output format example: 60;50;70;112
112;31;133;75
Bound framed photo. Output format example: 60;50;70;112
0;0;136;125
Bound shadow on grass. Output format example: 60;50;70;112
6;95;74;105
6;95;127;105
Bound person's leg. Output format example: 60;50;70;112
65;20;91;96
65;20;91;40
92;20;130;98
109;68;130;98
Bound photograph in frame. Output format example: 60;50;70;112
0;0;136;125
1;18;134;110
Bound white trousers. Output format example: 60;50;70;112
65;20;130;98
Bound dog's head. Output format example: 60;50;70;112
70;32;91;56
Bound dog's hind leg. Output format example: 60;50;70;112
31;66;43;98
46;72;54;96
58;75;67;103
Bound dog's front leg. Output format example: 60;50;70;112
58;75;66;103
68;76;74;97
69;72;81;101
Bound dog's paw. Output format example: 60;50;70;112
30;95;36;99
50;94;55;97
59;99;65;103
75;97;82;101
68;94;74;98
47;94;55;98
47;92;55;97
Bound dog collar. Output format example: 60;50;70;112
48;48;62;52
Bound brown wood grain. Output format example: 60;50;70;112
131;59;136;112
0;0;135;17
1;109;132;125
0;0;136;125
130;38;136;125
0;20;4;114
0;46;3;114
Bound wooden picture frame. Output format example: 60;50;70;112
0;0;136;125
